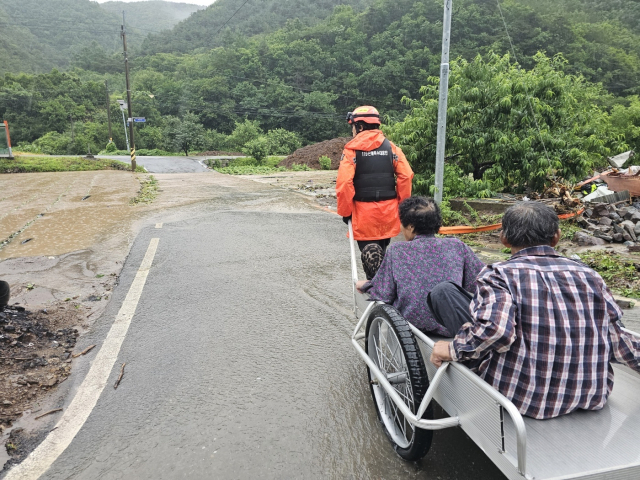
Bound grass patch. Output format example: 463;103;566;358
0;156;145;173
205;155;306;174
440;200;503;227
576;250;640;299
130;175;158;205
456;233;484;247
560;219;582;241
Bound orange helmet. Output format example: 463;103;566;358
346;105;381;125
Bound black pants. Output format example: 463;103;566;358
0;281;10;308
427;282;474;336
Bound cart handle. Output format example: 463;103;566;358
351;302;460;430
351;337;460;431
348;220;359;285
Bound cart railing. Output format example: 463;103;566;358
348;221;529;477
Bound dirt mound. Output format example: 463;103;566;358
197;151;244;156
0;303;81;435
279;137;350;170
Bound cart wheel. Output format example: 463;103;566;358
365;304;432;461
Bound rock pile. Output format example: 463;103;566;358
574;202;640;246
0;305;77;432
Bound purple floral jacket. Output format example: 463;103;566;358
363;235;484;335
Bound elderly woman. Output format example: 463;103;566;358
356;196;483;336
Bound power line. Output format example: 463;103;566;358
210;0;252;38
495;0;553;166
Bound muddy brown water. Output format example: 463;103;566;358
0;172;141;260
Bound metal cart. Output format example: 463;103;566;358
348;222;640;479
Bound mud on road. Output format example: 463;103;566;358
0;167;327;470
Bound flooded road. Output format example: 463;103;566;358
5;193;504;479
97;155;211;173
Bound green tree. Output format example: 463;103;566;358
610;96;640;153
388;52;627;192
163;112;207;155
265;128;302;155
226;119;263;151
242;136;270;164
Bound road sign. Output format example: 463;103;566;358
133;117;146;123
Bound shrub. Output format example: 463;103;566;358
265;129;303;155
105;142;117;153
242;136;270;165
319;155;331;170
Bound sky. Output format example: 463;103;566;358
95;0;215;5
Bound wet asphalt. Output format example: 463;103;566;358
97;156;230;173
29;189;505;479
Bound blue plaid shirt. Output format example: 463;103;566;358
450;246;640;419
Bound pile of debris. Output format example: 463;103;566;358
0;304;78;432
574;202;640;247
279;137;350;170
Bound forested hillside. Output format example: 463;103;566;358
0;0;201;74
141;0;370;54
3;0;640;191
0;0;126;73
100;1;204;34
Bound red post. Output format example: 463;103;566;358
4;120;11;146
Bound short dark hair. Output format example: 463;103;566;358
354;121;380;133
399;196;442;235
501;201;559;247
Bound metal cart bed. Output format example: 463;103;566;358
348;223;640;479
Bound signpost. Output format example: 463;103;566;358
117;100;130;152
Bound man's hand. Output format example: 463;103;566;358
430;341;453;368
342;216;352;225
355;280;368;293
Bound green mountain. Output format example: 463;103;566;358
0;0;126;73
99;1;204;35
0;0;203;74
140;0;370;54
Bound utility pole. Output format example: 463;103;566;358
105;81;113;143
434;0;452;204
121;12;136;172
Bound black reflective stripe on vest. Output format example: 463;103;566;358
353;139;397;202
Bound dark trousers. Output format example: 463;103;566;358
357;238;391;253
427;282;474;336
0;281;10;308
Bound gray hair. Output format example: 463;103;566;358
501;202;559;248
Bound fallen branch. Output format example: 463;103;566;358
0;357;34;361
35;408;62;420
72;344;96;358
114;363;126;389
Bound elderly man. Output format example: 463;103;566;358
429;201;640;419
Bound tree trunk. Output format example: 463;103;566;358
472;160;496;180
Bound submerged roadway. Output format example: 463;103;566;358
3;167;505;479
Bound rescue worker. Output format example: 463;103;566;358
336;105;414;261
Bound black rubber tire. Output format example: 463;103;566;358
365;304;433;461
0;281;9;308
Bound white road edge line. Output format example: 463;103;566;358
155;223;163;229
5;238;160;480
